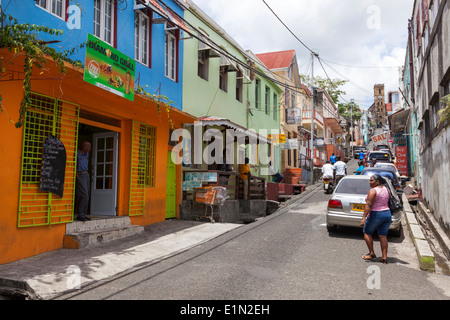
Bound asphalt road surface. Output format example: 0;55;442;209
61;160;450;302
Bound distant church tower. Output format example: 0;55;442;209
373;84;387;128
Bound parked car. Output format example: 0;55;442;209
353;146;367;159
379;148;394;159
360;167;402;198
326;175;402;237
374;162;401;180
365;151;392;165
374;144;390;151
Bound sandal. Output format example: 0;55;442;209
379;258;388;264
362;253;377;260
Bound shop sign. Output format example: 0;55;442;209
84;33;135;101
268;134;286;144
396;146;408;176
280;139;298;150
286;108;302;124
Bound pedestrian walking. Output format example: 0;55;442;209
360;174;392;264
330;153;336;164
75;140;92;221
239;157;250;199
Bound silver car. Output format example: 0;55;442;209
326;175;402;237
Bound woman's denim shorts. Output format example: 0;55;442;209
363;209;392;236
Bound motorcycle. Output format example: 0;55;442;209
323;177;334;194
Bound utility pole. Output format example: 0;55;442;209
350;99;354;159
310;52;317;186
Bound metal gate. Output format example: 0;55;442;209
18;93;79;227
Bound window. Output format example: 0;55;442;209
219;66;228;92
94;0;115;45
265;86;270;115
273;93;278;120
198;49;209;81
236;71;243;102
165;25;178;81
36;0;66;20
18;93;79;227
255;79;261;109
129;122;157;216
135;11;150;66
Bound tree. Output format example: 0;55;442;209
0;10;83;128
299;74;348;104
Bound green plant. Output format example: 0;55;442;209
0;11;83;128
136;85;175;129
437;94;450;127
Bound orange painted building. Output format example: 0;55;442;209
0;49;195;264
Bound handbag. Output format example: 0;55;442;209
386;186;403;213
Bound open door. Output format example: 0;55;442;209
90;132;119;216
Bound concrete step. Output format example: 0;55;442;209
64;216;145;249
66;216;132;233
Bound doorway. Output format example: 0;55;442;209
78;124;119;217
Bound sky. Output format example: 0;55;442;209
191;0;414;110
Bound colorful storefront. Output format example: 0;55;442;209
0;48;195;264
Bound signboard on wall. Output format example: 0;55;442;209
396;146;408;176
286;108;302;124
371;132;388;144
39;135;66;198
84;33;135;101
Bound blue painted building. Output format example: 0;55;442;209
3;0;186;110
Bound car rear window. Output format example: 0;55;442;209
369;153;390;160
335;179;371;194
362;171;396;183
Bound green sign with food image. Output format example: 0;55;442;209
84;33;135;101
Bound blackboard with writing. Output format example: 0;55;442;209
39;135;67;198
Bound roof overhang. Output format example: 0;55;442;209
185;117;271;144
388;108;410;132
324;117;345;134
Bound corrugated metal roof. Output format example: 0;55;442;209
255;50;295;70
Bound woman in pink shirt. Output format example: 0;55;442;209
360;174;392;264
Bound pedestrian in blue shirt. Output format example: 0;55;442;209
359;150;365;161
75;140;91;221
355;161;365;175
330;153;336;164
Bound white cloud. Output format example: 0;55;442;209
190;0;413;109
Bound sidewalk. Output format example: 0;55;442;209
0;220;242;300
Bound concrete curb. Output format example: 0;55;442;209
417;201;450;261
403;194;435;272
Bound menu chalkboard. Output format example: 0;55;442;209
39;135;67;198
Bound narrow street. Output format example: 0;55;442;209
59;159;450;301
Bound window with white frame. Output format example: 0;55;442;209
94;0;115;45
165;25;177;81
36;0;66;20
135;11;150;66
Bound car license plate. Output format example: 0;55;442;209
352;204;365;212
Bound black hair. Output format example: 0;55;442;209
371;174;385;184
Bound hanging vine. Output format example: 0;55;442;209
136;84;175;129
0;11;84;128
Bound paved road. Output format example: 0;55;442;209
60;166;450;301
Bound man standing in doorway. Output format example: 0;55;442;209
239;157;251;200
76;140;92;221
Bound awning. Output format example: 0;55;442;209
324;117;345;135
198;34;221;58
185;116;271;144
220;55;239;72
135;0;190;33
388;108;410;132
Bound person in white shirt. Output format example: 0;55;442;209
334;156;347;184
322;161;335;178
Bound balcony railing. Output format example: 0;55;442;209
302;110;324;125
